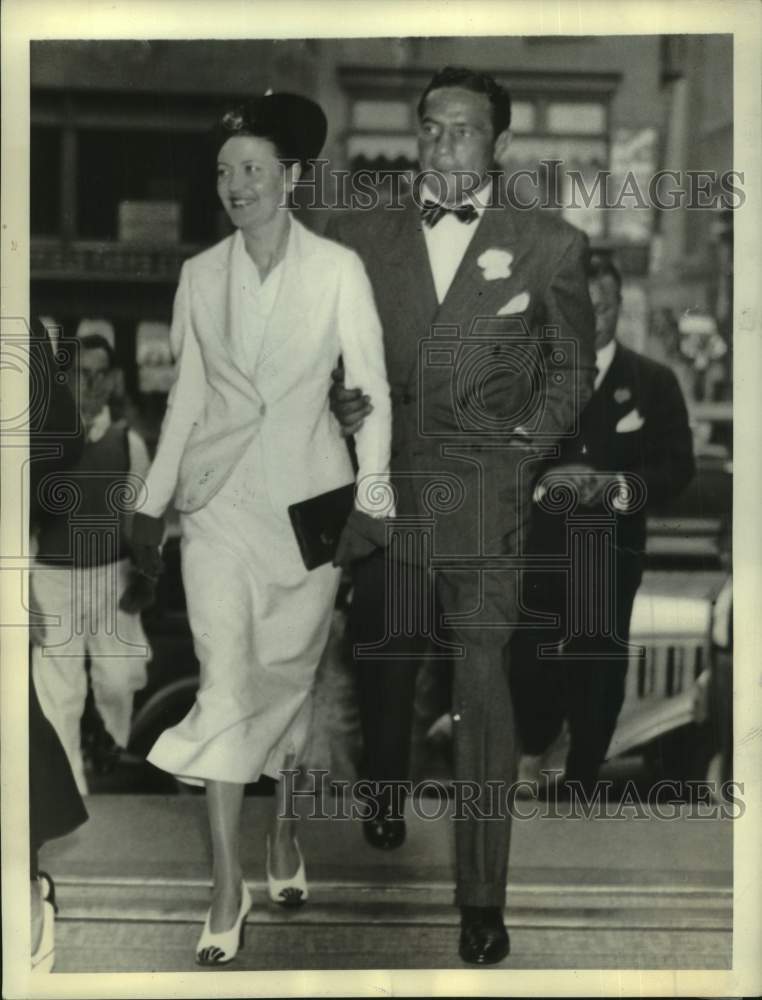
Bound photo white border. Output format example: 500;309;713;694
2;0;760;997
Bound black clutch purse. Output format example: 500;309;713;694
288;483;355;570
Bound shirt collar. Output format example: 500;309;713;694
595;338;618;390
422;177;492;217
87;405;112;443
232;218;292;284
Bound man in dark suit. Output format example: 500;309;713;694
509;256;695;793
328;66;596;963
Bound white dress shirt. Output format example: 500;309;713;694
231;226;287;375
594;338;617;390
421;182;491;303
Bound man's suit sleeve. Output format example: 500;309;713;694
536;228;597;444
639;363;695;505
138;263;205;518
335;249;394;518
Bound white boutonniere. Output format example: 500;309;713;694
613;387;632;404
477;248;513;281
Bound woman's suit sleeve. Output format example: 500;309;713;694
335;250;395;518
139;263;205;518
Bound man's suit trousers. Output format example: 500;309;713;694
349;547;518;908
510;544;643;788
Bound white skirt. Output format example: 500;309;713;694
147;444;342;786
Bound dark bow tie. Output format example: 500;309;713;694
420;200;479;228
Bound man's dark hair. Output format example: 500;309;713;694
587;254;623;296
417;66;512;137
78;333;116;370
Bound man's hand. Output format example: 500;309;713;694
536;463;619;508
333;508;389;568
507;424;540;453
330;366;372;437
119;572;158;614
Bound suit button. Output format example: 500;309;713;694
259;403;266;416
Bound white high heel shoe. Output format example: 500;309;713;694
266;835;308;907
196;881;252;966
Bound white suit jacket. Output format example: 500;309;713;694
141;218;392;519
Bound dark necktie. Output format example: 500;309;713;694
420;200;479;228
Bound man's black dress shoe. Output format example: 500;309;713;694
362;812;406;850
458;906;510;965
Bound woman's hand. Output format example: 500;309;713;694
333;508;389;568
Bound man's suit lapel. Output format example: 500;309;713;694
596;344;632;415
375;202;439;384
582;344;635;445
434;198;521;332
397;193;523;389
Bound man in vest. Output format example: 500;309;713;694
31;333;154;794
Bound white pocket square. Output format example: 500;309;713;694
497;291;530;315
616;408;645;432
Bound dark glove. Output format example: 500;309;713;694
130;511;165;582
118;571;158;614
333;508;389;568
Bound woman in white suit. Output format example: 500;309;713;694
131;94;392;964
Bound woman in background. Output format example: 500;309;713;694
131;93;392;965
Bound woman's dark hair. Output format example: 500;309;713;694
417;66;512;137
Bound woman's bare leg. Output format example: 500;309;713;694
268;754;301;877
206;779;245;931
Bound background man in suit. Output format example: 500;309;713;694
328;66;596;964
509;256;695;793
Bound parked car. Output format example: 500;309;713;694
627;400;732;784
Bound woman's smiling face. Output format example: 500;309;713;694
216;135;296;234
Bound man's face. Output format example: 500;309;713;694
76;346;114;420
417;87;508;205
589;275;621;351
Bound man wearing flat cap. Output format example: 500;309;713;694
328;66;596;964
